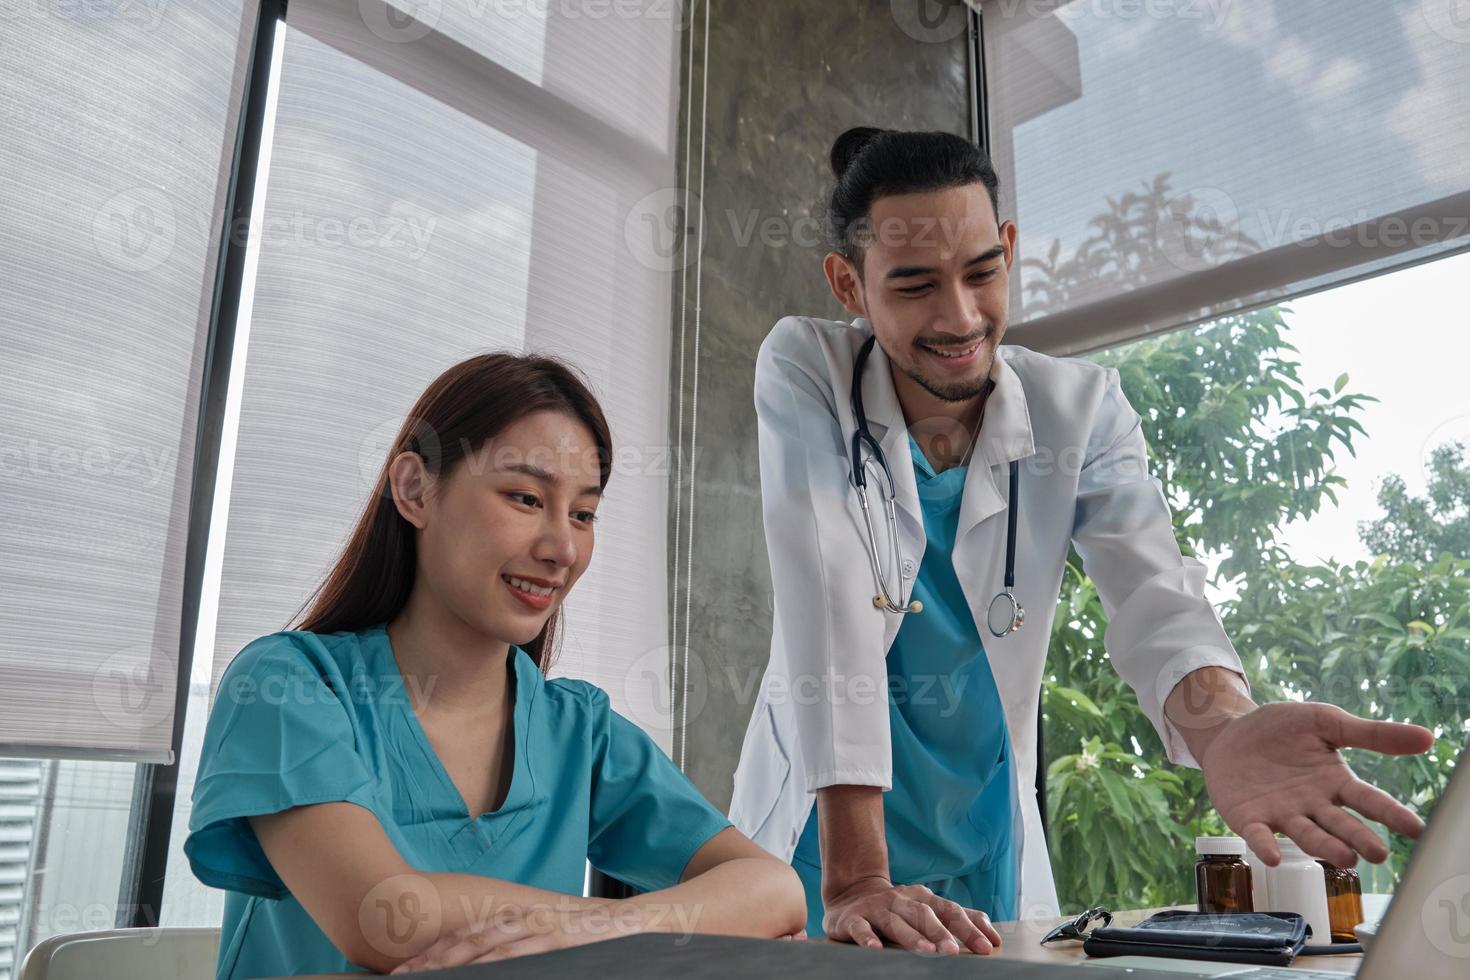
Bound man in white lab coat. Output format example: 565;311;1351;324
728;127;1433;953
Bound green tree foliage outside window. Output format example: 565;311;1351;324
1028;178;1470;911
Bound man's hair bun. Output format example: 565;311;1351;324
830;126;889;180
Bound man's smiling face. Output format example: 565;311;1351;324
840;183;1017;404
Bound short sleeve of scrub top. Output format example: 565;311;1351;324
185;632;379;900
185;626;732;980
580;682;735;892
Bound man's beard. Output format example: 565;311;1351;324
899;346;996;402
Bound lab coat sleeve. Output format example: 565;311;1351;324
1070;367;1249;768
755;319;892;791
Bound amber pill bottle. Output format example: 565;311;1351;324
1195;836;1255;913
1317;861;1364;942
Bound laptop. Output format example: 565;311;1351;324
1077;734;1470;980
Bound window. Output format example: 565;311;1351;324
0;760;138;977
4;0;685;950
981;0;1470;353
1042;247;1470;913
160;0;685;927
0;1;253;968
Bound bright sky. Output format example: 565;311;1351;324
1190;248;1470;605
1274;248;1470;566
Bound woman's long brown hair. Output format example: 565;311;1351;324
290;353;612;673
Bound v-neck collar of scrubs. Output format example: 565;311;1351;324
371;624;542;855
908;433;968;517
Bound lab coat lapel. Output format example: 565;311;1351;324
956;348;1035;544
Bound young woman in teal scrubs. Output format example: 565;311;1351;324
184;353;806;979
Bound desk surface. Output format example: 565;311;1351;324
300;905;1370;978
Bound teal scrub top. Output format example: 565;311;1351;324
185;625;732;979
792;435;1020;936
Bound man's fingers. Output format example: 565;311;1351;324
1239;821;1281;866
930;900;992;954
1322;708;1434;756
1314;805;1389;863
1282;814;1356;868
876;909;933;952
901;899;962;952
968;909;1002;948
846;917;883;950
1339;777;1426;840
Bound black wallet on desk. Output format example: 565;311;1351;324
1082;910;1310;966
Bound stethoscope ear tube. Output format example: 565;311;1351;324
989;459;1024;636
854;477;916;614
1005;458;1019;590
847;332;1023;627
850;335;915;614
849;336;893;492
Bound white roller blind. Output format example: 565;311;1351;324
377;0;678;149
978;0;1470;355
0;3;258;762
203;0;681;747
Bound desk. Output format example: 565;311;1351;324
299;904;1371;978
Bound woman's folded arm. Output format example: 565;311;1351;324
250;801;606;974
623;826;806;939
251;805;807;975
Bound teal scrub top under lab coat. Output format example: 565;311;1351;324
792;434;1021;937
185;625;732;980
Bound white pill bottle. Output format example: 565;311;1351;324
1254;839;1333;947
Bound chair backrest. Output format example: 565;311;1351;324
17;928;220;980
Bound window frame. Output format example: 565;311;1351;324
117;0;289;930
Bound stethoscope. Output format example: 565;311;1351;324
848;335;1025;637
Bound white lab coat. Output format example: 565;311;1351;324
728;315;1247;918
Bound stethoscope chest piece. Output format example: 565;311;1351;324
986;589;1024;637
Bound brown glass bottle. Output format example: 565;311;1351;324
1195;837;1254;913
1318;861;1364;942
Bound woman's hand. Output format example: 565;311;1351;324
822;877;1001;954
388;899;638;974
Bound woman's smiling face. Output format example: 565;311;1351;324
393;409;604;646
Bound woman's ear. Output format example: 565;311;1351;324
386;452;433;530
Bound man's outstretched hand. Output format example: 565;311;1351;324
1196;701;1433;868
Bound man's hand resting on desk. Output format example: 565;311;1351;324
815;785;1002;955
1168;668;1435;869
823;876;1002;954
